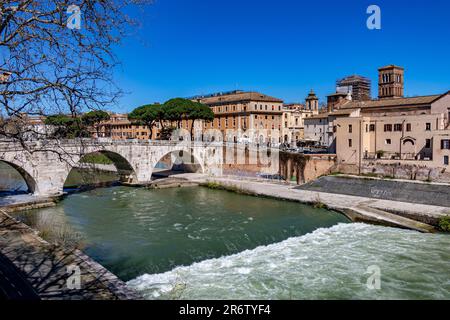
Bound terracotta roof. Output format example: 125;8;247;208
307;113;329;119
327;92;348;97
339;93;447;110
198;91;283;105
332;108;359;115
378;65;404;71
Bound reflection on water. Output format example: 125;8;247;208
0;161;119;195
0;161;28;195
64;168;119;190
19;186;349;281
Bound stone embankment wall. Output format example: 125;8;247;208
221;147;337;183
336;161;450;183
299;175;450;209
280;153;337;184
0;209;140;300
221;145;281;177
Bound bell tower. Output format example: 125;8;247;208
305;89;319;112
378;65;404;99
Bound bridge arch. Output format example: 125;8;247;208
0;160;37;194
64;150;138;188
152;148;205;178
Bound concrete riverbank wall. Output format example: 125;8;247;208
279;153;336;184
298;175;450;207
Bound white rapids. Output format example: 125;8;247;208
128;223;450;300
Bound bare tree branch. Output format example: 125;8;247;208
0;0;151;150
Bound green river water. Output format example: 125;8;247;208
15;186;450;300
2;162;449;300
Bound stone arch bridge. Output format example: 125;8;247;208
0;139;223;196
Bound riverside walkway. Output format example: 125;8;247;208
0;209;140;300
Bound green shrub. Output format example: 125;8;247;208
202;181;252;195
438;216;450;232
203;181;222;190
313;194;326;209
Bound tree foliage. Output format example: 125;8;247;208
129;99;214;140
81;110;110;126
81;110;110;137
45;114;89;139
128;104;161;139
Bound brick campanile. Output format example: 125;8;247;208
378;65;404;99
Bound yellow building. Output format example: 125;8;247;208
97;113;161;140
191;90;284;144
282;90;320;145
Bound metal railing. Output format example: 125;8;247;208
364;152;432;161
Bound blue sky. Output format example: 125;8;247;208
112;0;450;112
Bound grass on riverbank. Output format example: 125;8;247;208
80;152;114;165
201;181;254;196
438;216;450;232
18;212;85;249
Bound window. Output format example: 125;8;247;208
384;124;392;132
348;125;353;133
406;123;412;132
369;124;376;132
425;139;431;148
445;156;449;166
385;139;392;145
442;140;450;150
348;139;352;148
426;123;431;131
394;124;402;132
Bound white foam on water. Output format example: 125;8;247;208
127;223;450;300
